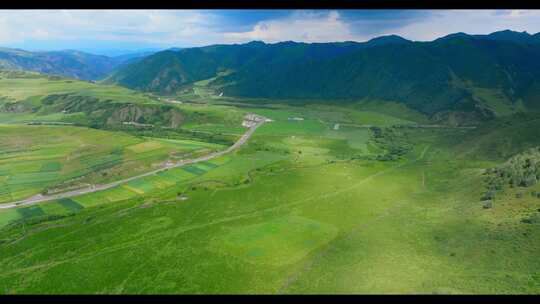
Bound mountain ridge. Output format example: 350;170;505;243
104;30;540;123
0;47;157;80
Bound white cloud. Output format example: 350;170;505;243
0;10;223;47
387;10;540;41
222;10;366;43
0;10;368;47
1;9;540;51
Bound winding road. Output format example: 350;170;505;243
0;114;268;210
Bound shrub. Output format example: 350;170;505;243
482;189;496;201
521;174;537;187
522;218;533;224
484;147;540;194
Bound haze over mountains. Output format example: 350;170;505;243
2;30;540;122
0;48;159;80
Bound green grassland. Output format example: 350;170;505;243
351;99;430;124
1;101;540;295
0;71;247;146
1;73;540;294
0;70;157;105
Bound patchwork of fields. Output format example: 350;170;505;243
0;124;223;204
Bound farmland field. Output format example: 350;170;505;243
0;124;224;204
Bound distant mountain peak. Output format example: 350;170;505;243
487;29;531;38
435;32;472;42
365;35;410;46
481;29;537;44
490;29;529;35
245;40;266;46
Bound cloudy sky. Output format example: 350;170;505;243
1;9;540;55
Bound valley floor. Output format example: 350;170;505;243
1;96;540;294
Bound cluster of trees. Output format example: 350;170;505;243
248;141;290;155
370;126;412;161
128;128;235;146
483;147;540;200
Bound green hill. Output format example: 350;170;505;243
0;70;244;145
105;30;540;123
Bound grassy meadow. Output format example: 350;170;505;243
1;72;540;294
0;70;157;105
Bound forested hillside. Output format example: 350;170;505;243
106;30;540;121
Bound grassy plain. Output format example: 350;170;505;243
0;71;157;105
1;74;540;294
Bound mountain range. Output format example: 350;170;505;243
2;30;540;122
103;30;540;122
0;48;157;80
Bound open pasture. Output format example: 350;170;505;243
0;72;157;105
1;104;540;295
215;215;339;266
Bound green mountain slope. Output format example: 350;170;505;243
103;38;410;92
106;30;540;122
0;70;244;146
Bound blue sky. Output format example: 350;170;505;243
1;10;540;56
